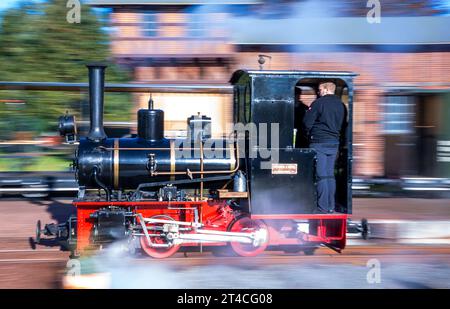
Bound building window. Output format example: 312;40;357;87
142;14;158;37
187;14;207;38
382;95;415;134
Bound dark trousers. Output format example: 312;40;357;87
310;143;339;211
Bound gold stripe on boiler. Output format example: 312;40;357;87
170;140;175;181
114;138;119;189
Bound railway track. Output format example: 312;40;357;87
1;241;449;288
1;236;450;268
126;246;450;267
1;197;449;288
0;250;68;263
2;245;449;265
0;237;69;265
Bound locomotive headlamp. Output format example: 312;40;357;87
58;112;77;143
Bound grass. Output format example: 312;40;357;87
0;155;70;172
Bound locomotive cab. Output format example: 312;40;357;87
230;70;356;217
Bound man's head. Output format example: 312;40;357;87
295;86;303;103
318;82;336;97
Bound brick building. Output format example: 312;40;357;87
87;0;450;178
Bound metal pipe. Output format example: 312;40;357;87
0;81;234;94
93;166;110;202
87;64;107;142
200;139;204;200
176;233;253;244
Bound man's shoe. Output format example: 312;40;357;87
314;207;328;214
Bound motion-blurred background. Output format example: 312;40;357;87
1;0;450;197
1;0;450;290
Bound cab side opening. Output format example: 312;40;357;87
294;78;351;214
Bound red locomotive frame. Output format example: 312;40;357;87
73;200;347;258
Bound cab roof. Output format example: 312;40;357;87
230;69;358;84
230;70;358;87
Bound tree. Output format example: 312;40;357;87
0;0;131;139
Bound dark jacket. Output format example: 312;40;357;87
302;94;346;143
294;101;309;148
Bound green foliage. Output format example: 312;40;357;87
0;0;132;138
0;155;70;171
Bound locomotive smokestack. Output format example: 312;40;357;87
87;64;107;142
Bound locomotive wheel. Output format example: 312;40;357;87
139;215;180;259
229;216;268;257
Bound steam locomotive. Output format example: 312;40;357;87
36;64;359;258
